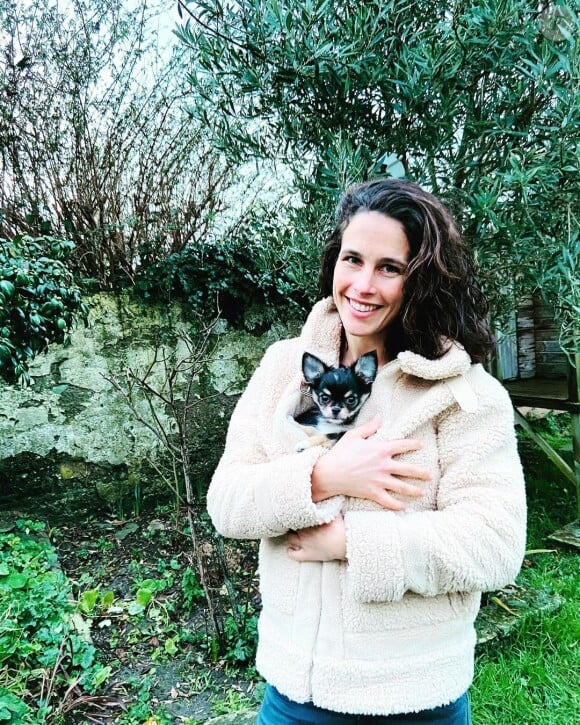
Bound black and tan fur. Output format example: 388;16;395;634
295;350;378;451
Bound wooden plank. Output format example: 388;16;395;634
509;395;580;413
572;412;580;519
532;299;567;377
513;409;575;485
517;297;536;379
503;377;580;410
504;377;568;398
548;520;580;549
475;586;562;645
571;353;580;518
494;309;519;381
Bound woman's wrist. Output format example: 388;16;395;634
311;454;338;502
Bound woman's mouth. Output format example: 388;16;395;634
348;298;381;313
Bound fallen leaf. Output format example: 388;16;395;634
490;596;520;617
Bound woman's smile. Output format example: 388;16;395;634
347;298;382;314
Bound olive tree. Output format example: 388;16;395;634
176;0;579;352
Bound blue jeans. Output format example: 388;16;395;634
257;685;472;724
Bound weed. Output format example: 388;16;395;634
95;535;115;553
223;606;258;665
210;687;253;716
115;674;172;724
181;566;205;612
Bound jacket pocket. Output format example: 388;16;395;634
258;537;300;615
341;565;476;633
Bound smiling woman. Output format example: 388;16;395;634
207;178;526;724
319;179;494;365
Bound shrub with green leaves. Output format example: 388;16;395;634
134;206;318;323
0;520;102;722
0;235;88;384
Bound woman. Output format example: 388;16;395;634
207;179;526;723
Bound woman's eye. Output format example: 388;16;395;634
380;263;401;277
343;255;360;265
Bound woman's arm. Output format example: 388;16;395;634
343;376;527;602
207;341;344;540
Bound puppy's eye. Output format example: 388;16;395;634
318;393;330;405
345;395;358;407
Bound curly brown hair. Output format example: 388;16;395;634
319;178;493;363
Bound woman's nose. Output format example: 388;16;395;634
355;267;376;294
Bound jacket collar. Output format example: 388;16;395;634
299;297;472;381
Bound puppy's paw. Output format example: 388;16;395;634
295;439;313;453
296;434;333;452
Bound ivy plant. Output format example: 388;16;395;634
0;235;88;384
134;206;317;324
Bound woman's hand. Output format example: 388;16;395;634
311;415;431;510
287;516;346;562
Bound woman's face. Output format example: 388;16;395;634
332;211;409;363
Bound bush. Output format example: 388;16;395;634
135;202;321;323
0;235;88;384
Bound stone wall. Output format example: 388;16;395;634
0;293;299;520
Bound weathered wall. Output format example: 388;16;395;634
0;293;299;520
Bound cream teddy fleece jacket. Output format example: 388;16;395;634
207;298;527;715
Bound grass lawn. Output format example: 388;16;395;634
471;424;579;725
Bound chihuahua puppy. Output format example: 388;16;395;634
295;350;378;451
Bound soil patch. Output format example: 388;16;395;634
53;507;262;723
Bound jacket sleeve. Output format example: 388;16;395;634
344;378;527;602
206;341;344;540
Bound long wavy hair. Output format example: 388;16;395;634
319;178;493;363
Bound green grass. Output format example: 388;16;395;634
471;423;579;725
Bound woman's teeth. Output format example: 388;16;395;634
349;299;379;312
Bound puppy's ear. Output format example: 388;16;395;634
302;352;328;385
353;350;378;384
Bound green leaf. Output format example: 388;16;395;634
0;689;29;718
137;578;163;593
100;590;115;609
79;589;100;613
164;636;178;656
0;281;15;297
6;573;27;589
92;665;112;688
127;601;145;616
135;588;153;607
